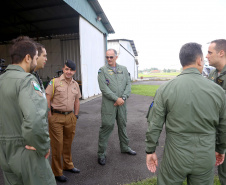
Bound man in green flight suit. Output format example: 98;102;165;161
207;39;226;185
146;42;226;185
0;36;56;185
97;49;136;165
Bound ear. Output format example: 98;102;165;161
25;54;31;63
197;57;202;66
219;50;225;57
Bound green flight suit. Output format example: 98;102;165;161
208;65;226;185
0;65;56;185
98;63;131;158
146;68;226;185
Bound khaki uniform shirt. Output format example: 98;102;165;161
46;74;81;112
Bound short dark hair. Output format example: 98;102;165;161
10;36;37;64
179;42;203;67
36;42;45;57
211;39;226;53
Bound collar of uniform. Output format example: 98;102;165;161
218;65;226;75
32;71;38;77
178;67;201;76
59;73;75;83
107;63;119;69
5;64;25;72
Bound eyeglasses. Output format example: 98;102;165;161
106;56;114;59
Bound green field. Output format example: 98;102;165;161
138;72;180;78
131;84;159;97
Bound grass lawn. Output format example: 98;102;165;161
131;84;159;97
139;72;180;78
126;176;221;185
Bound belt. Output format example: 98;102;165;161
52;109;72;115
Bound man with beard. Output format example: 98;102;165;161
32;42;47;96
46;60;81;182
0;36;56;185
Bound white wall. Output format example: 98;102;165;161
79;16;105;99
118;45;136;80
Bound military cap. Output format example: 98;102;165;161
65;60;76;70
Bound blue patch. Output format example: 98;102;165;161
98;69;101;73
106;79;110;85
149;101;154;109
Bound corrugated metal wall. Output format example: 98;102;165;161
61;38;81;81
79;16;105;99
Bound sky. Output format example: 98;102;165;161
98;0;226;70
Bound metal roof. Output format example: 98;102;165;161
0;0;114;43
108;39;138;56
88;0;115;34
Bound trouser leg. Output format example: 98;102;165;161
218;157;226;185
187;167;214;185
98;112;116;158
116;105;130;152
63;113;77;170
0;141;56;185
49;113;64;176
2;171;23;185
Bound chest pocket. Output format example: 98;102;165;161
56;87;66;98
117;73;125;83
71;88;78;100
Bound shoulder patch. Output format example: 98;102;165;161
31;81;43;97
32;81;42;92
98;69;101;73
48;81;53;86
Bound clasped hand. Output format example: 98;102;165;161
114;98;124;106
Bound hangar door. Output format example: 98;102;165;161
79;16;105;99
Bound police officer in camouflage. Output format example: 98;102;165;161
97;49;136;166
146;43;226;185
0;36;56;185
207;39;226;185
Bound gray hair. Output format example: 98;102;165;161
107;49;117;56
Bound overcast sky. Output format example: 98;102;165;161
98;0;226;70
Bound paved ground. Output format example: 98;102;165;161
0;80;218;185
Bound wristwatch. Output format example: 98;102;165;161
122;97;126;101
75;115;79;119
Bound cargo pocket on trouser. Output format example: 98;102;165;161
21;150;56;185
3;171;23;185
0;142;23;185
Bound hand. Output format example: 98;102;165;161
146;153;158;173
215;152;225;166
45;149;51;159
114;98;124;106
48;111;52;120
25;145;36;151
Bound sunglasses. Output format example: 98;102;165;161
106;56;114;59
